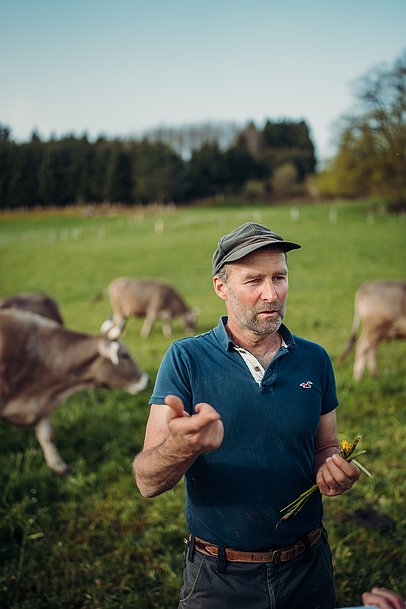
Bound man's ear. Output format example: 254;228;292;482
213;276;228;301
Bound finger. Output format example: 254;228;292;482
332;453;360;479
194;402;221;420
370;588;405;609
371;586;405;598
362;592;391;609
362;590;402;609
317;466;349;496
325;456;358;487
316;468;341;496
181;408;221;434
165;395;187;420
321;458;347;491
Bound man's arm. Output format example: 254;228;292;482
315;410;360;496
132;395;224;498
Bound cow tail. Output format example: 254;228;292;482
338;293;361;363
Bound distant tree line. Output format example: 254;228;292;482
2;50;403;211
314;50;406;210
0;120;316;209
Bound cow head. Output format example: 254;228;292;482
183;306;201;334
96;338;148;394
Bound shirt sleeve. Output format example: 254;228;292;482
149;342;193;413
321;350;339;414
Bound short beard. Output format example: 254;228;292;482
228;294;286;336
243;316;283;336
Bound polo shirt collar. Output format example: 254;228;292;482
213;316;296;351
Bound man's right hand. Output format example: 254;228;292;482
165;394;224;458
133;395;224;497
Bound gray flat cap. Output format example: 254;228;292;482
212;222;301;275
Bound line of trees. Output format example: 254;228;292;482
0;120;316;209
2;51;404;211
313;50;406;210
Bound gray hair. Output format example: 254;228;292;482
215;264;230;284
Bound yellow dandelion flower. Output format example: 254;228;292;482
341;439;351;453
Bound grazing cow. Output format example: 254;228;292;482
100;277;199;339
0;292;64;324
0;309;148;474
338;280;406;380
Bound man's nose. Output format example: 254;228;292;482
261;279;277;300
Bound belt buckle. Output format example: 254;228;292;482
270;548;281;563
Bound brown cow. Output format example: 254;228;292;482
338;280;406;380
0;309;148;474
100;277;199;339
0;292;64;324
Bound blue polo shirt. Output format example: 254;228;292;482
150;317;338;550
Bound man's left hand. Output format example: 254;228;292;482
316;453;360;496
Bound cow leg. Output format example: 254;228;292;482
353;339;368;380
34;416;69;475
161;311;173;338
366;345;379;377
162;321;173;338
112;312;123;325
140;312;156;338
112;313;127;333
355;329;381;380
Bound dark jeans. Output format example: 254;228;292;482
178;534;336;609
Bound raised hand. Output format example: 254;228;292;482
165;394;224;458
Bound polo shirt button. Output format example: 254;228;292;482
254;366;260;371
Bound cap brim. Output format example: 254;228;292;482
224;239;301;265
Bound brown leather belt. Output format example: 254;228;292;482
194;527;322;563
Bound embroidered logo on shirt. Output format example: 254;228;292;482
300;381;313;389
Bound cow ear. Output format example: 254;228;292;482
100;319;114;333
98;339;120;365
100;320;121;340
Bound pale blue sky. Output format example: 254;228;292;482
1;0;405;160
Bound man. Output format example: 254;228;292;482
133;222;360;609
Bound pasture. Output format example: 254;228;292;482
0;200;405;608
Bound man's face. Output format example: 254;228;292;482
214;248;289;336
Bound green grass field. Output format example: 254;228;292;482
0;200;405;608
